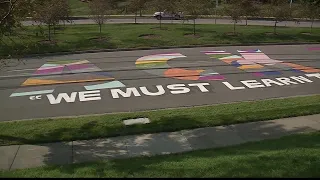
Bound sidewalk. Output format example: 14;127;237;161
1;114;319;171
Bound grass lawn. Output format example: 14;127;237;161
0;95;319;146
68;0;90;16
1;23;319;57
1;131;319;178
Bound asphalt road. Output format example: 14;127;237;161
0;44;319;121
22;18;320;28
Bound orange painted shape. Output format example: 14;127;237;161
239;64;264;70
22;78;114;86
164;68;201;80
282;63;320;73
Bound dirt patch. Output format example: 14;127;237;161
37;40;59;45
89;37;109;43
139;34;160;39
184;33;201;38
301;32;312;35
265;32;277;35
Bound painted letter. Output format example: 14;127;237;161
222;82;246;90
111;88;141;99
305;73;320;79
261;79;284;87
47;92;77;105
290;76;313;83
188;83;210;92
167;84;190;94
275;77;299;85
241;80;265;89
140;85;165;96
79;90;101;102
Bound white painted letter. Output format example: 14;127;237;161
79;90;101;102
47;92;77;105
275;77;299;85
222;82;246;90
305;73;320;79
140;85;165;96
188;83;210;92
261;79;284;87
167;84;190;94
241;80;265;89
111;88;141;99
290;76;313;83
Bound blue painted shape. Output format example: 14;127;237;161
84;81;125;90
291;69;303;73
10;90;54;97
263;71;282;76
231;61;241;67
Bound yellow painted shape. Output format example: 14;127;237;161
239;64;264;69
135;60;168;65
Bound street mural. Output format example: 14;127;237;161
10;60;125;97
8;49;320;105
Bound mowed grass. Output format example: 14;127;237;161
0;95;319;146
68;0;90;16
1;23;319;57
1;131;319;178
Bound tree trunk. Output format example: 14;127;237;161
233;22;236;34
139;9;142;17
99;24;102;37
48;24;51;41
310;19;314;34
135;11;137;24
245;16;248;26
53;24;56;35
274;21;277;35
193;19;196;35
160;14;162;30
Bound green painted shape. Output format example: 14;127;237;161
209;54;231;59
136;61;168;69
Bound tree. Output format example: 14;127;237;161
299;0;320;33
181;0;208;35
127;0;147;24
89;0;111;37
265;0;291;34
32;0;71;41
239;0;260;26
223;0;243;34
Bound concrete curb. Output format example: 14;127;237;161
21;42;320;59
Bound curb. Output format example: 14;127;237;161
22;42;320;59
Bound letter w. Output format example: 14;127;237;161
47;92;77;105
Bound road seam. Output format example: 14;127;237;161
9;145;20;171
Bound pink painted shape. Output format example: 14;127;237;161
252;72;264;77
308;47;320;51
67;63;96;71
34;66;64;75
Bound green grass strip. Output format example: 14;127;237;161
0;95;319;146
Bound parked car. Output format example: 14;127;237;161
153;10;184;20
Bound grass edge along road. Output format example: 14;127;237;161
0;95;319;146
1;131;319;178
1;23;320;58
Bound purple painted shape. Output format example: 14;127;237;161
34;66;64;75
252;72;264;77
263;71;282;76
199;75;225;80
67;63;96;71
291;69;303;73
308;47;320;51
